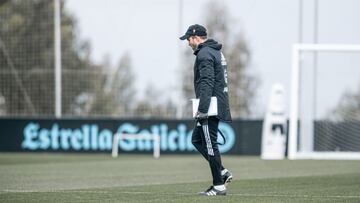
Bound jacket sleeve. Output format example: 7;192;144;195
197;51;215;114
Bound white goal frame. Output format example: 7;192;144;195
288;43;360;160
112;133;160;159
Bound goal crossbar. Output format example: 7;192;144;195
112;133;160;159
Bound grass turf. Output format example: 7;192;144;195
0;153;360;202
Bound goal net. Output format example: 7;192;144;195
289;44;360;160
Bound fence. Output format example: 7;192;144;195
0;0;182;119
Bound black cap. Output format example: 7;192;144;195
179;24;207;40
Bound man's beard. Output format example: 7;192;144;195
191;44;197;51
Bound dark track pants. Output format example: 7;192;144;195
192;116;225;186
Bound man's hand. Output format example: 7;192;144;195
195;111;208;120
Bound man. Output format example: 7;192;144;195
179;24;233;196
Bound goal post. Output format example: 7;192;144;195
289;43;360;160
112;133;160;159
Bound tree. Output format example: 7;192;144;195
0;93;5;115
134;83;177;119
75;53;136;117
0;0;131;117
330;85;360;121
110;53;136;115
181;0;258;118
180;48;195;117
0;0;97;116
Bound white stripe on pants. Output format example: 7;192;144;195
202;124;214;156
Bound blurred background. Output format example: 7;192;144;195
0;0;359;119
1;2;360;201
0;0;359;156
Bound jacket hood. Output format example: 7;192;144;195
194;39;222;55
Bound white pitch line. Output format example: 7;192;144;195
2;190;360;199
1;189;37;193
228;193;360;199
87;191;360;198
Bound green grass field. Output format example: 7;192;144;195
0;153;360;202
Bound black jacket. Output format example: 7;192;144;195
193;39;232;122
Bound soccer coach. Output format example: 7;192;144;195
180;24;233;196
